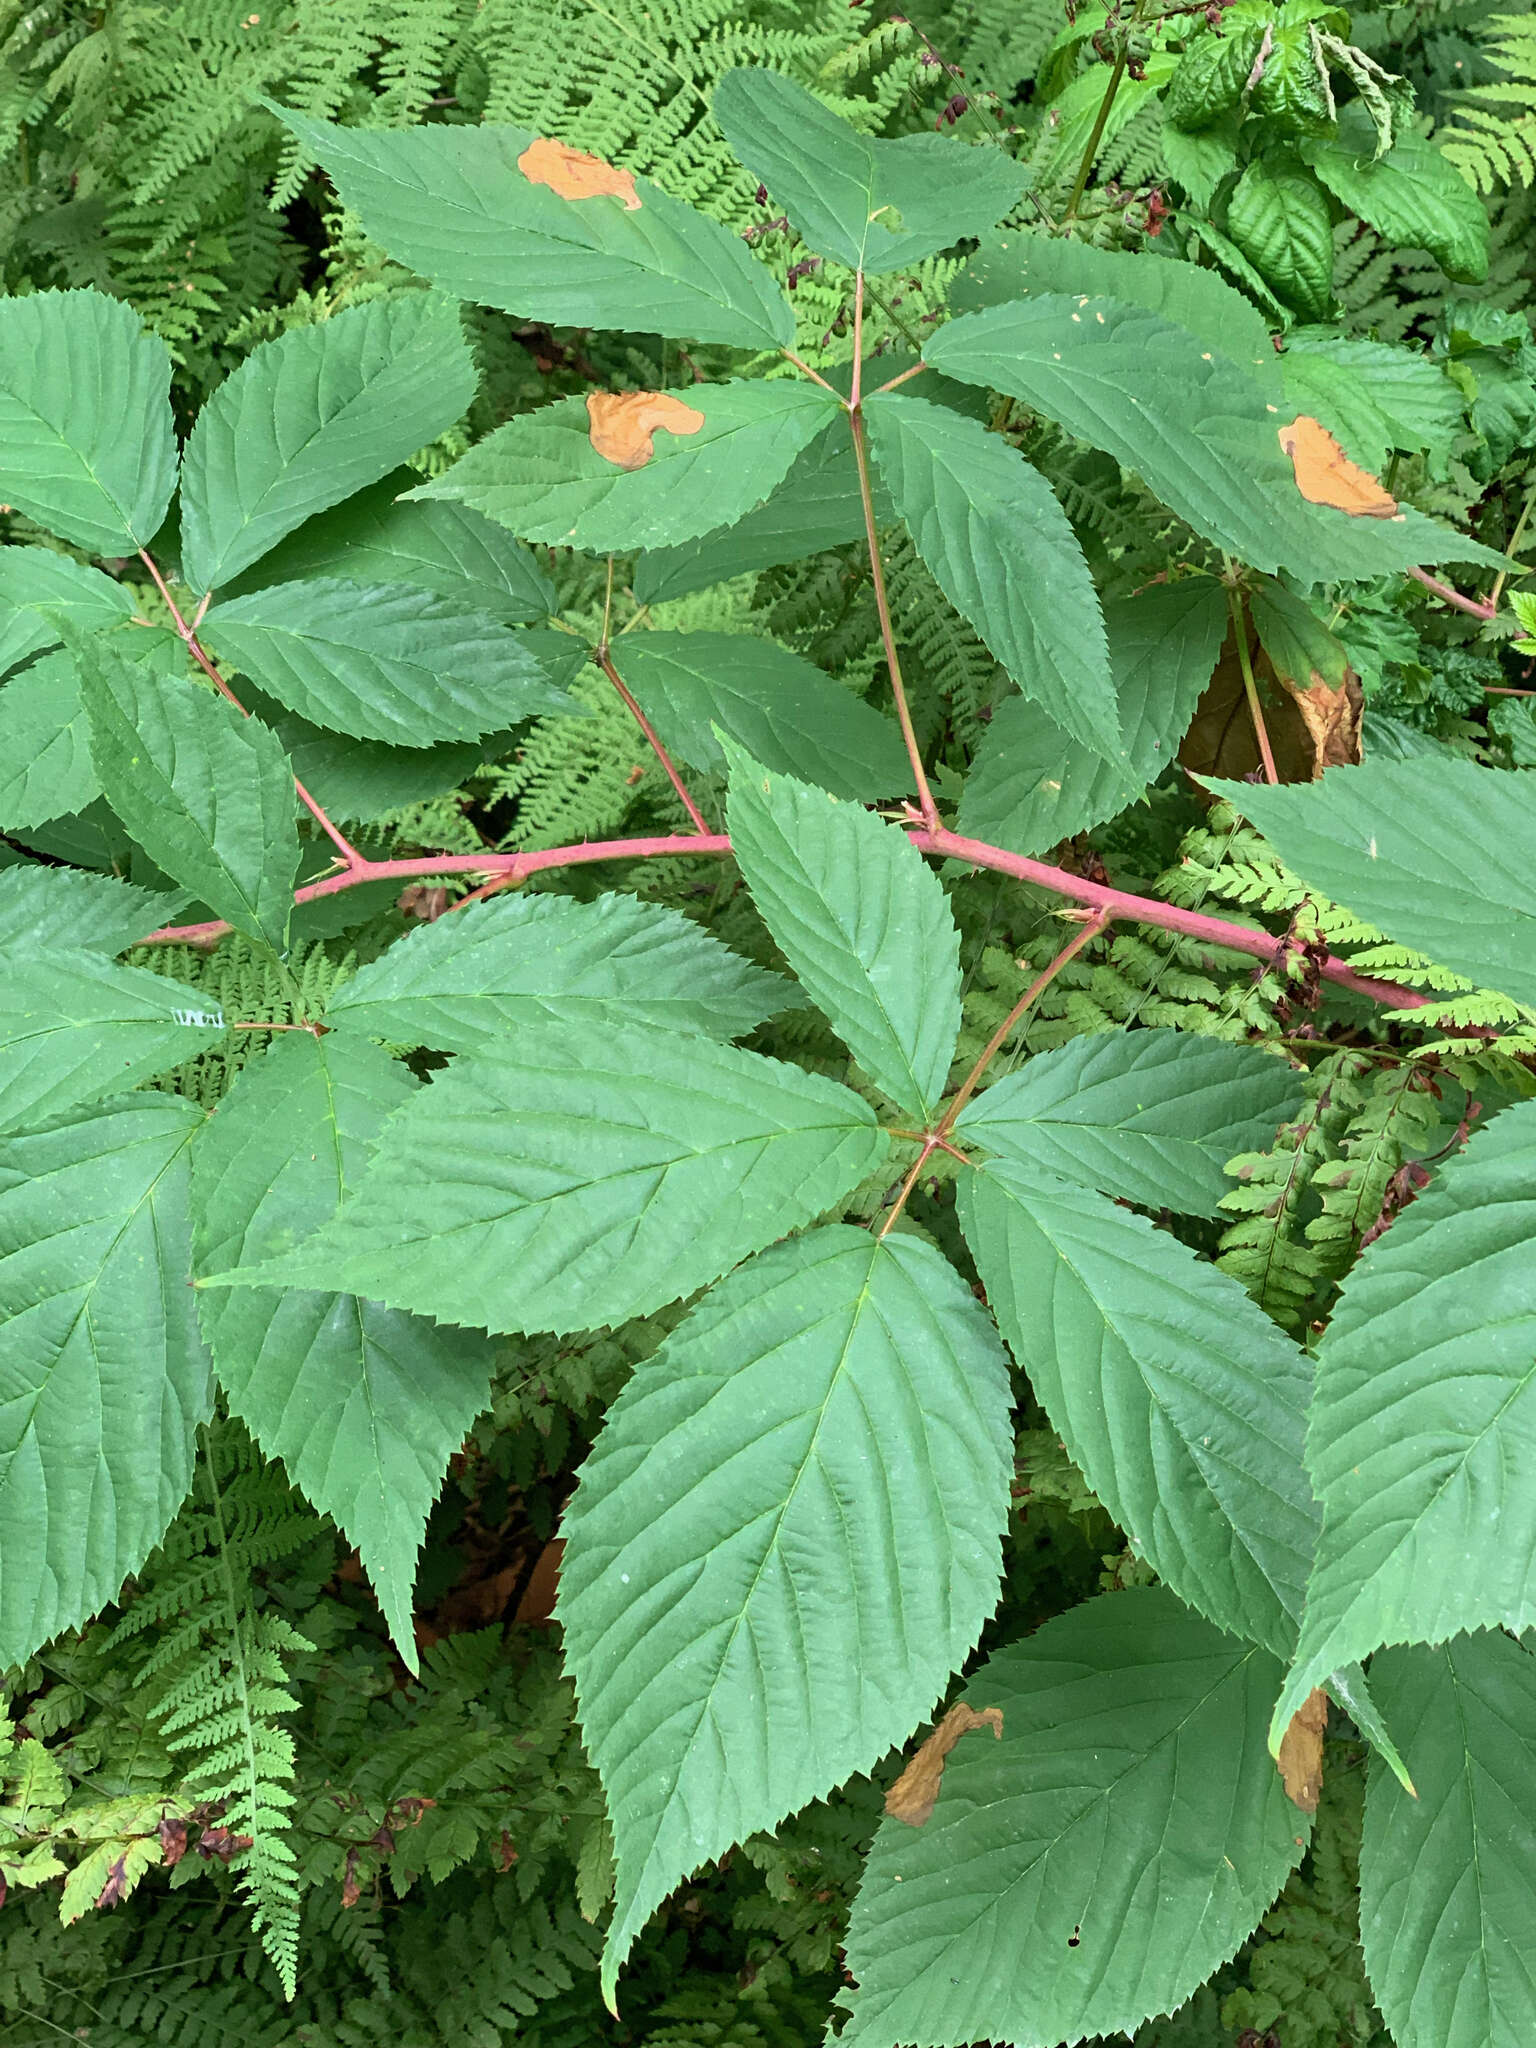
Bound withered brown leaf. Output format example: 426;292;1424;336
884;1703;1003;1827
1276;1686;1329;1814
517;138;641;210
586;390;705;470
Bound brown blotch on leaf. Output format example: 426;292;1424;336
95;1855;133;1911
1278;416;1399;519
587;390;706;470
158;1814;189;1869
884;1703;1003;1827
518;138;641;210
1181;628;1361;785
1277;1687;1329;1814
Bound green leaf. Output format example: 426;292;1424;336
177;294;477;594
835;1587;1304;2048
1204;759;1536;1010
77;636;300;954
0;866;186;955
1361;1632;1536;2048
0;651;100;829
1306;109;1490;285
956;579;1228;855
201;579;577;745
202;1022;888;1336
1038;64;1172;189
192;1031;494;1670
324;889;798;1050
865;391;1117;759
1280;334;1463;473
950;233;1281;391
922;296;1510;585
0;950;225;1134
1160;109;1243;211
220;469;556;620
958;1158;1315;1657
633;423;868;604
0;290;178;555
1226;161;1336;322
412;380;838;555
0;548;134;675
1249;16;1336;136
612;632;910;798
725;747;962;1119
1269;1099;1536;1742
239;685;496;827
0;1093;210;1669
560;1224;1014;2002
1165;21;1268;129
711;67;1025;274
266;102;792;351
955;1030;1306;1217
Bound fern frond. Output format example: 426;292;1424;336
1440;12;1536;190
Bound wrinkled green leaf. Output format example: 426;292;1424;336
725;746;962;1119
0;1094;210;1669
836;1588;1304;2048
178;294;477;594
192;1031;495;1670
959;1158;1316;1657
561;1225;1014;2001
955;1029;1305;1216
413;380;838;555
324;889;798;1050
712;67;1025;274
1270;1098;1536;1742
203;1022;888;1336
268;102;792;350
1226;160;1335;321
1206;759;1536;1009
613;632;910;798
865;391;1117;759
1306;108;1490;285
202;579;577;745
0;290;178;555
0;950;225;1134
1361;1632;1536;2048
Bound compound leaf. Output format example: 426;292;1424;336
202;579;577;745
178;294;476;594
1361;1632;1536;2048
561;1224;1014;2003
0;290;177;555
1270;1098;1536;1742
958;1158;1316;1658
725;746;962;1119
613;632;910;798
203;1023;887;1336
324;890;798;1050
712;67;1025;274
1205;759;1536;1010
413;380;838;555
267;103;792;350
192;1031;495;1670
0;1094;209;1669
865;391;1117;759
955;1029;1305;1216
78;637;299;954
835;1587;1305;2048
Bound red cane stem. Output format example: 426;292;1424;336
595;645;714;835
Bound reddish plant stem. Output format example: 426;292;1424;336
595;643;714;835
137;550;366;868
1405;564;1498;621
781;348;840;397
873;362;929;396
1227;587;1279;785
939;909;1112;1135
877;1137;940;1239
136;824;1437;1017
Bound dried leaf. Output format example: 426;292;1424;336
1278;416;1399;518
157;1814;188;1868
1276;1685;1328;1813
884;1702;1003;1827
1287;672;1363;770
586;391;706;470
341;1846;363;1909
95;1854;132;1910
514;1536;564;1626
517;137;641;210
1180;629;1359;783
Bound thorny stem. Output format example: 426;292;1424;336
847;277;939;828
1405;564;1498;622
594;644;713;835
1227;587;1279;784
135;824;1442;1018
938;910;1113;1135
877;1137;941;1239
137;550;366;868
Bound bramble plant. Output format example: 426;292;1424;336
1;18;1535;2047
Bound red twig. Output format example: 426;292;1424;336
595;644;714;835
1405;565;1498;621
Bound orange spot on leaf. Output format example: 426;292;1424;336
587;390;706;469
1278;415;1399;518
884;1703;1003;1827
518;138;641;210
